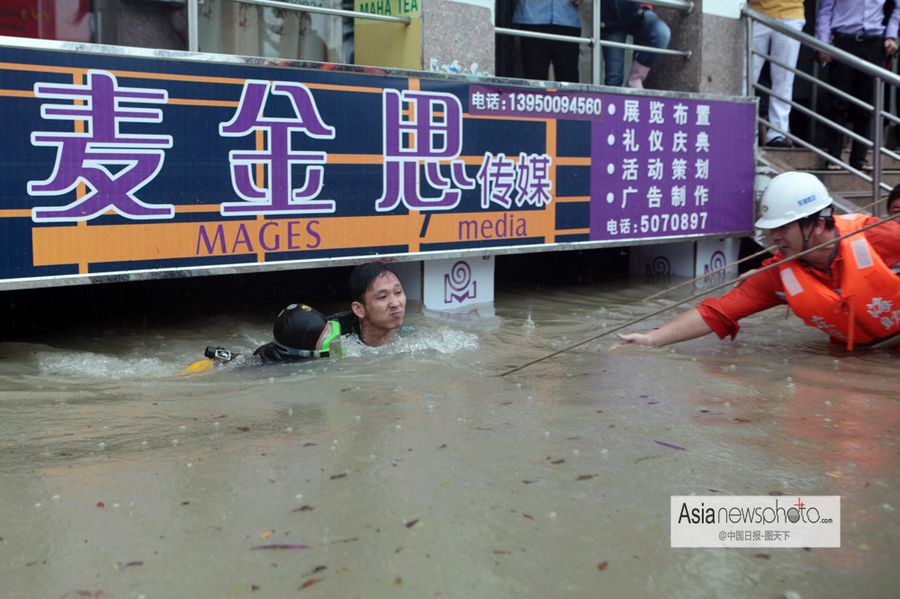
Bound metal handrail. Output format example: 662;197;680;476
743;7;900;214
496;0;694;86
224;0;410;24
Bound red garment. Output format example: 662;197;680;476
697;216;900;341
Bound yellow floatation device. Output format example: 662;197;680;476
177;347;235;377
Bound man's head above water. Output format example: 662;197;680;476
349;262;406;347
273;303;341;359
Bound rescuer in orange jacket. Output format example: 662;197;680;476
618;171;900;349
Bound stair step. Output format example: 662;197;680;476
761;147;900;171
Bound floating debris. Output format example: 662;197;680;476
654;440;685;451
251;544;310;551
405;518;420;529
597;561;608;571
292;505;314;513
576;474;596;481
300;578;322;589
303;566;327;577
330;473;347;480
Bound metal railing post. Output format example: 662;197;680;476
592;0;601;86
745;16;754;139
188;0;199;53
873;77;884;216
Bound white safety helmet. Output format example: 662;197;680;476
754;171;833;229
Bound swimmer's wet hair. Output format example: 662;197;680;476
349;262;398;304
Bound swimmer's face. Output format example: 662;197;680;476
315;322;333;350
356;271;406;332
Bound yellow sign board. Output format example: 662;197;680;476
354;0;421;70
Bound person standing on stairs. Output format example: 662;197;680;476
749;0;806;148
816;0;900;171
600;0;671;88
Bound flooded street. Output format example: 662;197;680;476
0;280;897;598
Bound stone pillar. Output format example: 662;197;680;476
648;0;745;96
422;0;495;76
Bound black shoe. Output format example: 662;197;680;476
765;136;792;148
850;160;873;172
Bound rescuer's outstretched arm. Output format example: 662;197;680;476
616;308;713;347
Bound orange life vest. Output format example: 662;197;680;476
777;214;900;349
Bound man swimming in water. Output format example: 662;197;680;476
182;262;411;375
330;262;412;347
180;303;341;375
253;303;342;362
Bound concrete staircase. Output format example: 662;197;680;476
759;146;898;214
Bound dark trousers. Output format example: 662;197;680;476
822;35;886;165
517;24;581;83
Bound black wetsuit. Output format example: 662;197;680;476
251;342;311;364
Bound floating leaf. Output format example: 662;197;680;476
250;544;310;550
300;578;322;589
292;505;314;512
576;474;596;481
597;561;608;571
96;502;105;509
259;530;274;540
237;427;250;432
394;577;403;586
405;518;420;528
754;553;770;559
523;513;534;520
330;473;347;480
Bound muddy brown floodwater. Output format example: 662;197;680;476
0;281;897;598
